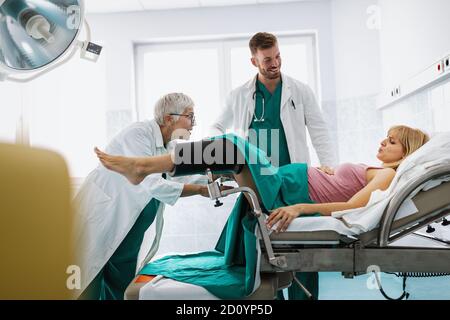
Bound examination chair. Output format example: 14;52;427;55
0;143;75;299
125;138;450;300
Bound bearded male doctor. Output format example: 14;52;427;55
210;32;338;300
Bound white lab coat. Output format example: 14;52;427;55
210;73;337;166
73;119;203;296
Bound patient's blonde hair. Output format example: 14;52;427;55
384;125;430;170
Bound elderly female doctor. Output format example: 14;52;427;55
74;93;210;300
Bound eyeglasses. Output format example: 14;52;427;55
169;113;196;125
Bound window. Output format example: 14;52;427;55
1;50;107;180
22;51;108;178
135;33;321;258
136;34;320;141
136;43;221;141
0;82;22;144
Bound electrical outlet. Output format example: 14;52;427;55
445;56;450;72
389;86;401;99
391;88;396;98
436;60;444;74
383;54;450;108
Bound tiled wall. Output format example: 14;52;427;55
333;94;384;166
430;79;450;133
381;89;433;134
106;110;133;141
322;100;339;163
382;77;450;136
332;77;450;167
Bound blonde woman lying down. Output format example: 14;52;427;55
95;125;429;233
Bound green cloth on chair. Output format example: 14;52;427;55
139;134;313;299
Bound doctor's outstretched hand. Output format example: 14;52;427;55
198;184;235;198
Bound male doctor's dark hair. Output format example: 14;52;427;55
249;32;278;55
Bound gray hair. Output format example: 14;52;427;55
153;93;194;125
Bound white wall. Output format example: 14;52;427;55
378;0;450;135
331;0;382;100
85;1;342;258
86;0;337;117
329;0;383;165
85;0;450;125
378;0;450;91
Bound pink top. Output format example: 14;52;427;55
307;163;370;203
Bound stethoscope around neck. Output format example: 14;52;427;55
252;87;266;123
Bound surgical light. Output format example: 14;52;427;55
0;0;101;82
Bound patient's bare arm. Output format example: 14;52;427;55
266;168;397;232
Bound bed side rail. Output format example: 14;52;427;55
377;163;450;247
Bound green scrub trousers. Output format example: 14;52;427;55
251;80;319;300
79;198;161;300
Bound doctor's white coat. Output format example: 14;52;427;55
210;73;337;166
73;119;198;296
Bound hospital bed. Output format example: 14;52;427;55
125;138;450;300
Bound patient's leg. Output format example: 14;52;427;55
95;147;262;205
95;147;174;185
233;165;262;205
